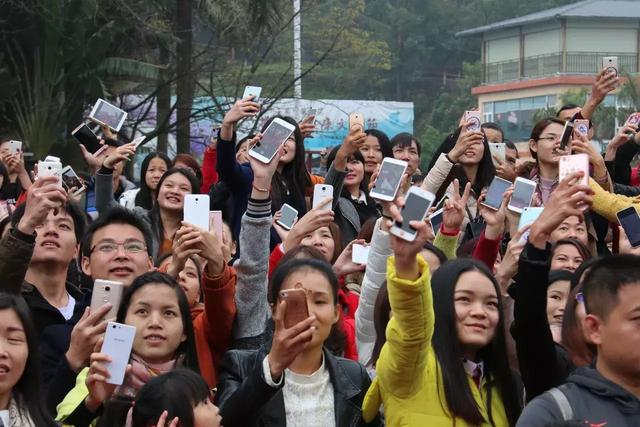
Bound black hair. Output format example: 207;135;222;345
326;145;370;197
582;254;640;321
261;116;312;214
81;207;153;259
425;132;458;173
99;272;201;426
269;257;338;305
11;200;87;244
364;129;393;159
390;132;421;157
452;126;496;197
570;256;600;290
503;139;518;156
431;259;521;426
551;238;592;267
422;242;448;267
135;152;172;210
173;154;203;188
131;369;210;427
481;122;504;142
149;168;199;256
156;252;203;302
0;161;11;198
0;293;57;425
556;104;581;117
548;269;575;287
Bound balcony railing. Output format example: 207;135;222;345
482;52;638;84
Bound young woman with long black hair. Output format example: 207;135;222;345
119;152;171;210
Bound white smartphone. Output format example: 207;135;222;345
248;118;296;164
88;98;127;132
276;203;298;230
208;210;223;238
390;186;436;242
617;207;640;248
37;161;62;186
7;140;22;157
518;206;544;229
44;155;61;163
559;153;589;186
481;176;512;211
90;280;125;321
465;110;481;131
101;322;136;385
488;142;506;165
602;56;618;77
312;184;333;211
131;136;145;149
370;158;408;202
428;207;444;233
183;194;211;231
574;119;590;136
508;177;537;213
242;85;262;101
61;166;86;197
352;244;370;265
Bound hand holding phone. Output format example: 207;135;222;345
37;161;62;186
348;113;365;131
370;158;408;202
61;166;86;197
280;289;309;329
618;207;640;248
276;204;298;230
7;140;22;157
312;184;333;211
390;186;436;242
559;154;589;186
481;176;512;211
90;280;124;321
72;123;103;154
508;177;536;213
464;110;481;131
243;85;262;102
249;118;296;164
352;243;370;265
184;195;210;231
100;322;136;385
602;56;618;77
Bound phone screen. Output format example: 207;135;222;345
72;124;102;154
396;191;434;234
484;177;512;209
61;168;83;192
93;100;126;129
510;181;536;210
559;120;574;150
279;205;298;228
251;121;294;161
429;209;443;233
374;161;407;198
618;208;640;247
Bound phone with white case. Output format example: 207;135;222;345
369;158;408;202
352;244;370;265
183;195;210;231
242;85;262;102
7;140;22;157
276;203;298;230
312;184;333;211
508;177;536;213
101;322;136;385
37;161;62;186
248;118;296;164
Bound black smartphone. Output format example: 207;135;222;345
559;119;574;151
72;123;102;154
617;207;640;248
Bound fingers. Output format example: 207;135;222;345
461;182;472;204
273;300;286;332
284;314;316;337
316;196;332;209
85;303;112;325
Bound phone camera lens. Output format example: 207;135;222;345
112;324;116;329
105;286;110;292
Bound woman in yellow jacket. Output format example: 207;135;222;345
362;213;521;426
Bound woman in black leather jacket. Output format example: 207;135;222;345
216;257;380;427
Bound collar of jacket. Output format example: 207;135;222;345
21;280;85;308
322;348;362;401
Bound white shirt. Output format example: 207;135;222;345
57;292;76;321
263;355;336;427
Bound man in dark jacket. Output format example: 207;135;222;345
517;255;640;426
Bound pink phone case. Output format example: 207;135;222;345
559;154;589;186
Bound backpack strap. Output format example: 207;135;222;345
547;386;573;421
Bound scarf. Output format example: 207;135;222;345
2;396;36;427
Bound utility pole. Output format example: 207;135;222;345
293;0;302;98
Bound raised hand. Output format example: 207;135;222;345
103;142;136;169
442;179;471;233
17;176;68;235
447;128;484;163
299;115;316;139
283;199;334;250
333;239;367;277
65;304;112;372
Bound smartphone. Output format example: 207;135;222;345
626;113;640;127
602;56;618;77
208;210;223;239
131;136;145;149
428;208;444;234
464;110;481;131
617;207;640;248
61;166;86;196
280;289;309;329
369;158;408;201
183;194;211;231
101;322;136;385
72;123;103;154
7;140;22;157
518;206;544;229
90;280;124;321
352;244;370;265
37;161;62;186
348;113;365;131
481;176;512;210
242;85;262;102
574;119;590;137
559;153;589;186
88;99;127;132
312;184;333;211
210;127;220;142
248;117;296;164
508;177;537;213
276;203;298;231
390;186;436;242
488;142;506;165
559;119;574;151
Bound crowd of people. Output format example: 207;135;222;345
0;65;639;427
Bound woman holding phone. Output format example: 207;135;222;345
362;203;521;426
216;257;380;427
56;272;200;426
361;129;392;177
119;151;171;210
216;97;324;242
95;142;199;257
0;293;58;426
